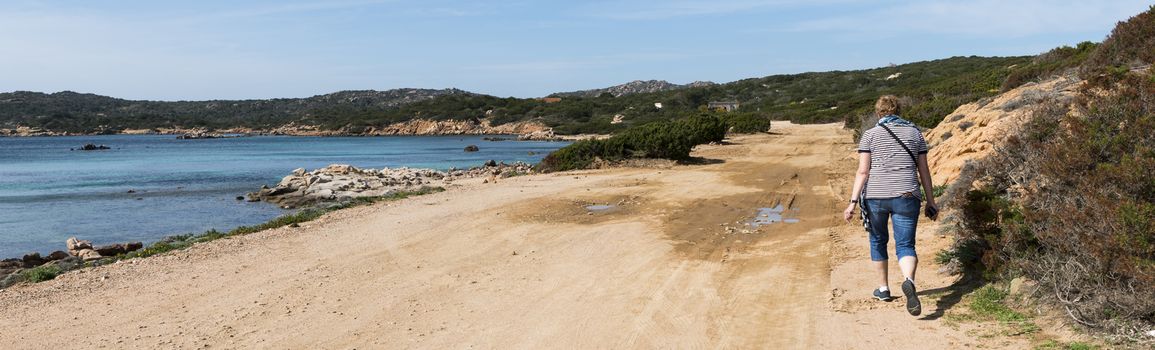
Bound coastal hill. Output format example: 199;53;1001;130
0;88;470;135
551;79;717;98
0;56;1028;136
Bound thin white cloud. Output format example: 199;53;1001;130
467;52;702;72
168;0;401;24
787;0;1153;38
401;6;492;17
584;0;854;20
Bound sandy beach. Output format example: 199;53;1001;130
0;122;1045;348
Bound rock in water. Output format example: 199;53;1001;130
0;259;21;269
66;237;93;255
484;159;497;167
94;244;129;256
45;251;71;261
464;145;479;152
22;253;45;267
77;143;111;151
77;249;103;261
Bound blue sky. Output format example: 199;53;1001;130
1;0;1150;100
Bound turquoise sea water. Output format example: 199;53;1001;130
0;135;567;258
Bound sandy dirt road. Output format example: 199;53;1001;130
0;123;1032;349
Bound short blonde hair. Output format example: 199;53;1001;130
875;95;901;116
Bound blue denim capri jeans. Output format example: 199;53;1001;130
865;196;920;261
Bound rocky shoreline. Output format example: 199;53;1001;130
0;237;143;289
0;119;570;140
0;160;537;289
0;161;529;289
247;161;535;208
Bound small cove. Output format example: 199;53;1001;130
0;134;567;257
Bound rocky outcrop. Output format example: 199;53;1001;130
176;132;247;139
248;162;534;208
76;144;110;151
0;126;63;136
94;242;144;257
518;129;557;141
66;237;93;256
925;76;1081;185
4;118;557;139
264;119;553;138
0;237;143;289
554;80;717;98
370;119;549;136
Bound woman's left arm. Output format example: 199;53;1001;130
844;152;871;223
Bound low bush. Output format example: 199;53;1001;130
1001;41;1098;92
1081;5;1155;89
932;184;948;198
947;68;1155;337
21;265;62;283
537;115;727;172
721;112;772;134
945;11;1155;337
228;209;326;236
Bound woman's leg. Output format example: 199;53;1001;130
892;195;923;315
866;199;892;289
891;196;921;281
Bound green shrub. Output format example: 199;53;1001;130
932;184;948;198
21;265;63;283
537;115;727;172
969;286;1027;322
947;66;1155;335
1081;5;1155;88
722;112;772;133
1001;41;1098;92
228;209;326;236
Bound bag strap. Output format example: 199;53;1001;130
879;124;925;200
879;124;919;165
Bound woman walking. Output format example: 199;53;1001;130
843;95;938;316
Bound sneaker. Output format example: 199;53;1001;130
902;279;921;316
873;288;892;301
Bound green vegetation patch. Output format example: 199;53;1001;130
1001;41;1098;92
1035;340;1100;350
536;115;726;172
943;6;1155;340
21;265;63;283
970;286;1028;323
720;112;773;134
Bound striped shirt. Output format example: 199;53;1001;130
858;124;928;199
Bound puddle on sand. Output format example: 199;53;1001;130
750;204;801;227
585;204;615;211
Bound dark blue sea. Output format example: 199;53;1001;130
0;135;567;258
